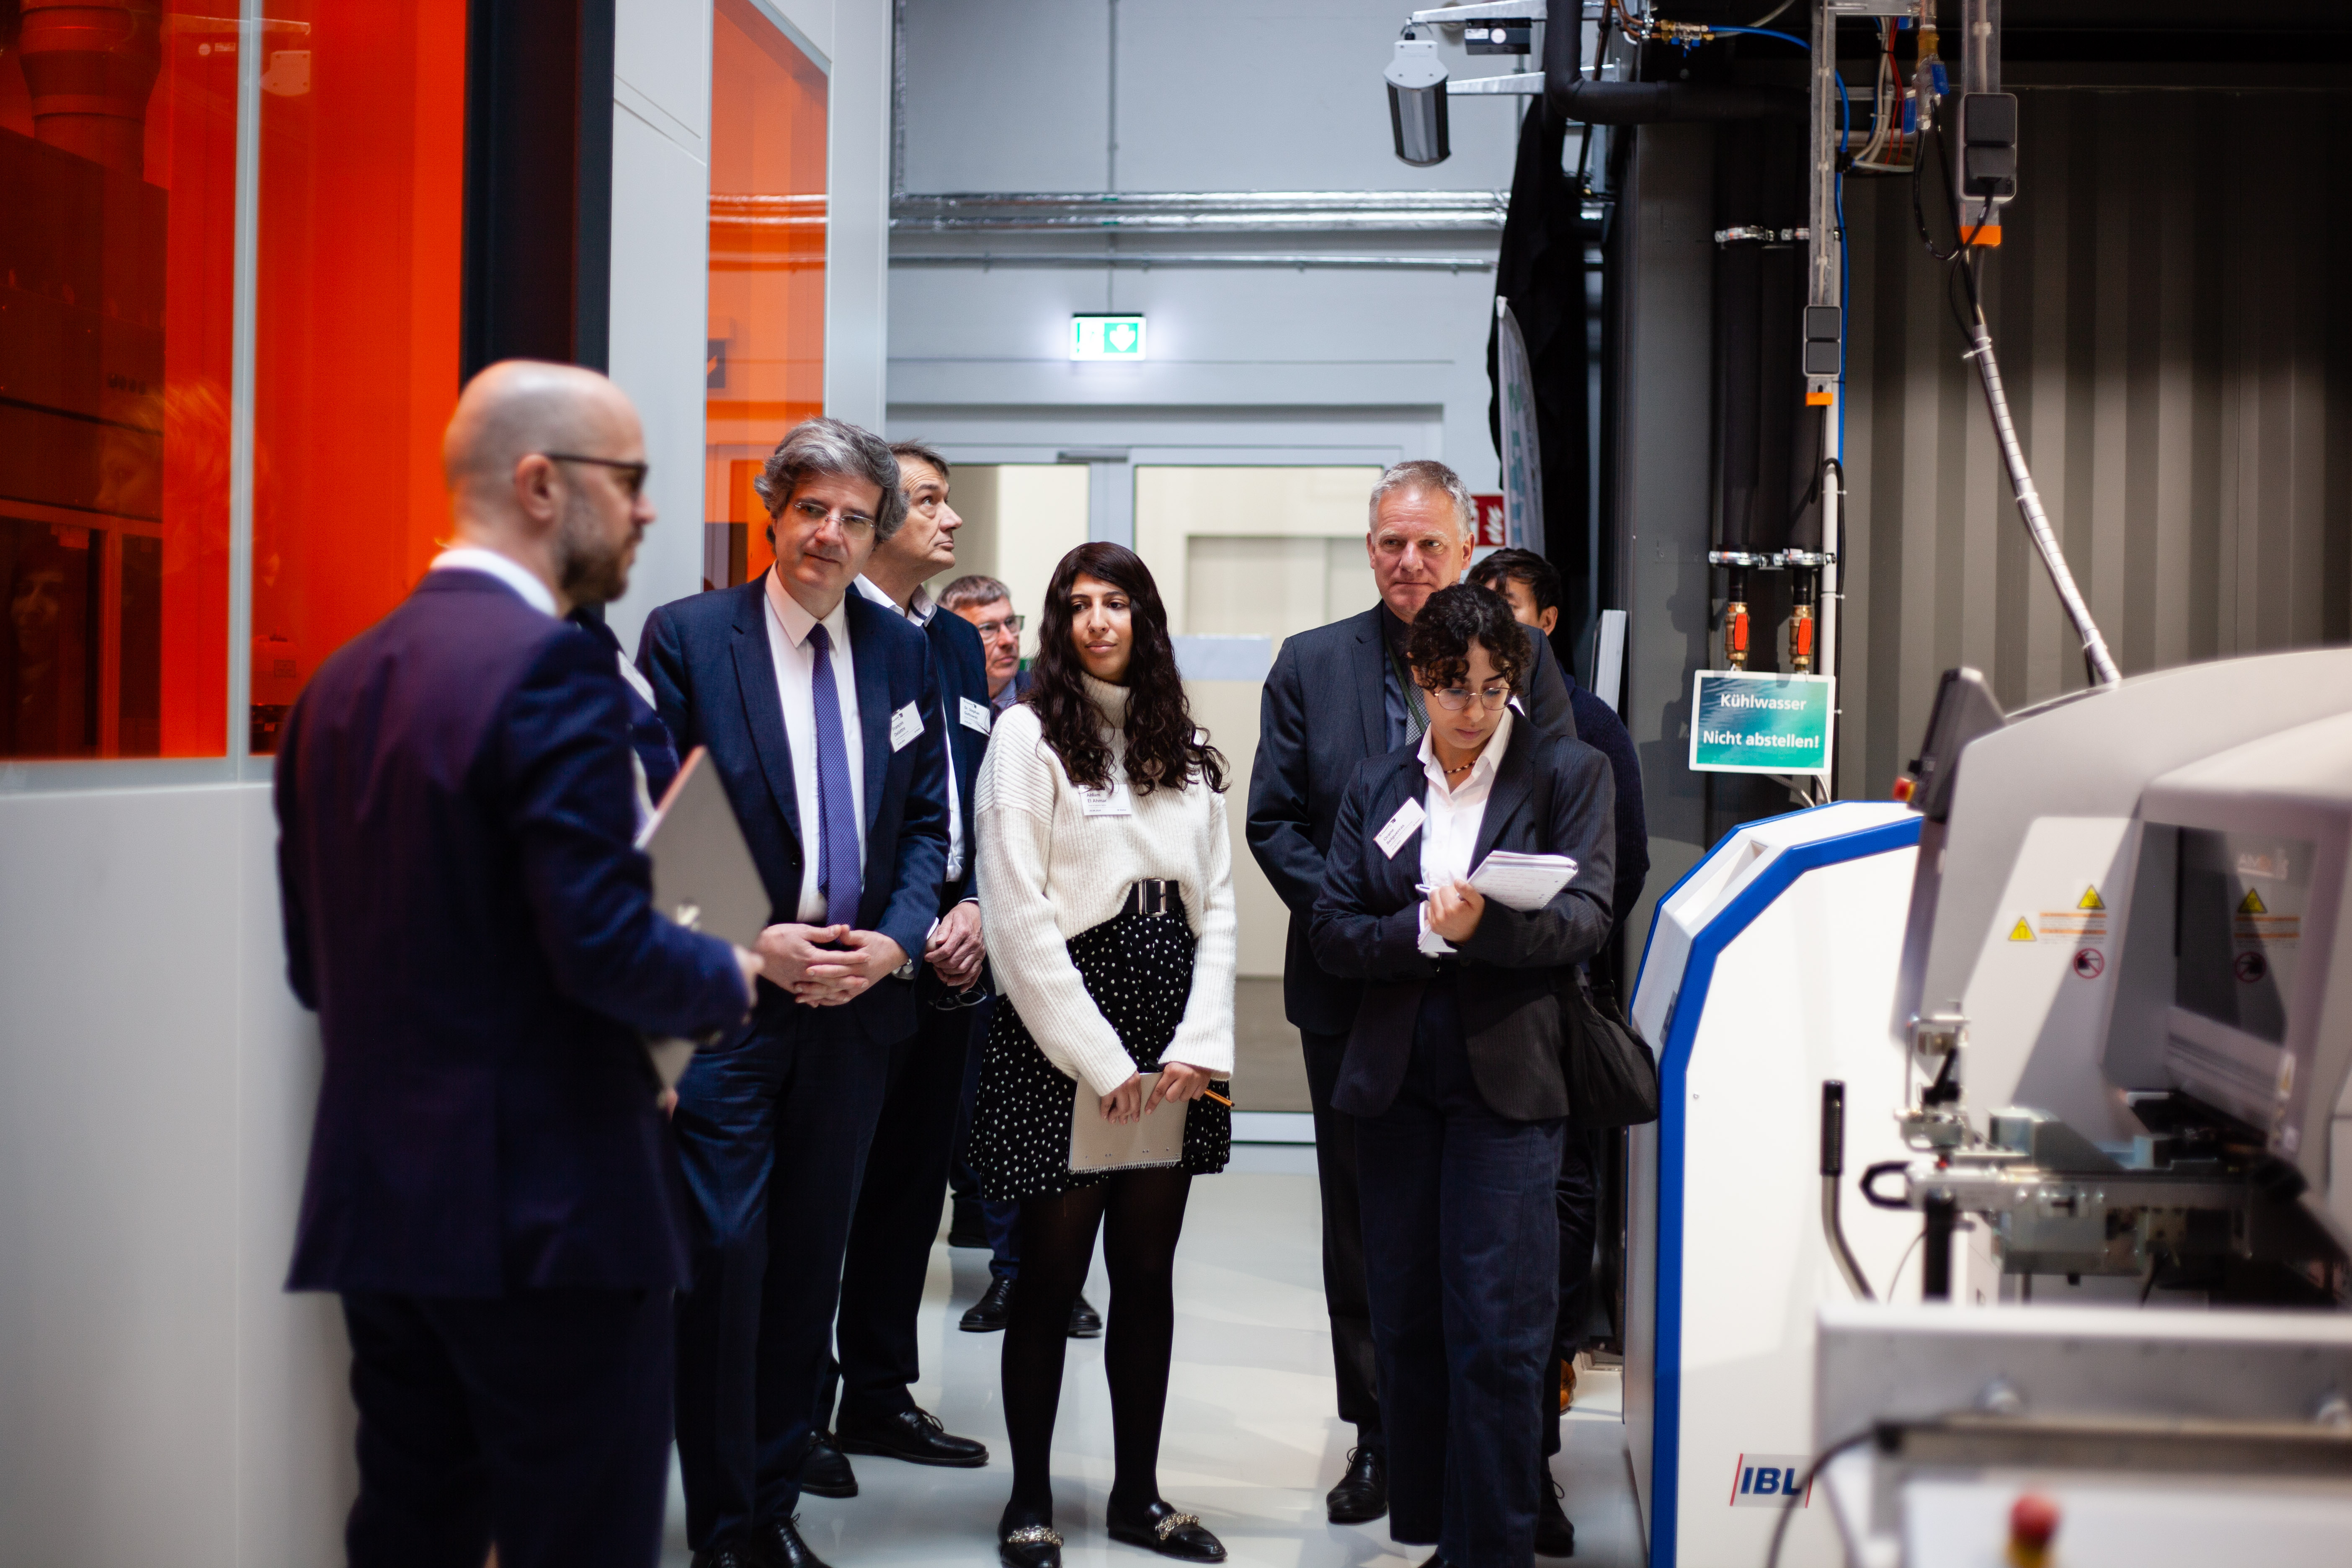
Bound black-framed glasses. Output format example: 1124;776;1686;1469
542;451;650;501
970;613;1024;638
1426;683;1511;712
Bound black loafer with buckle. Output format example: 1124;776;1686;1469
1105;1498;1225;1562
998;1511;1064;1568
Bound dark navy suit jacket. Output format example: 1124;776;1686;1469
1308;719;1615;1121
1248;606;1580;1037
1567;683;1649;933
274;569;751;1296
637;577;951;1045
904;593;990;909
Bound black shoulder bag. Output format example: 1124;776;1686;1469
1555;968;1660;1130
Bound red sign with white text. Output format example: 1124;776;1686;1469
1472;494;1507;547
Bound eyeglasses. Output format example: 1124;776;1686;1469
970;613;1024;638
1425;683;1511;712
542;452;650;501
784;496;877;538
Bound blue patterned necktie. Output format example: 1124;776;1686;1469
807;623;861;928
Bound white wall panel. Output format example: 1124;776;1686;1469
826;0;895;428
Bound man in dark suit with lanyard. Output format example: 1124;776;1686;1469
275;361;760;1568
800;442;995;1491
639;418;952;1568
1246;458;1579;1526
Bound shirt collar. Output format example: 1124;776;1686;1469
430;546;557;617
852;574;937;626
766;566;848;649
1418;704;1513;793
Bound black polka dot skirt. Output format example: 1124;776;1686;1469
969;899;1232;1202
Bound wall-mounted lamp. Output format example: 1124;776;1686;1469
1386;31;1449;166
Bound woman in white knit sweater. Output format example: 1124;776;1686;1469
970;542;1235;1568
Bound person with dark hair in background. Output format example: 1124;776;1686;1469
1466;547;1650;1555
638;417;951;1568
275;361;761;1568
1311;583;1615;1568
794;442;997;1499
970;542;1235;1568
1247;459;1581;1527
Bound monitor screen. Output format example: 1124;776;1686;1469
2175;829;2310;1044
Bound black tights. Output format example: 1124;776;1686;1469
1001;1167;1193;1525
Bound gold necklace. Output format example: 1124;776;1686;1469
1442;758;1475;776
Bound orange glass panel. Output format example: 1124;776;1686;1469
248;0;465;753
0;1;238;758
704;0;825;591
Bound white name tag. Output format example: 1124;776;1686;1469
1080;782;1133;818
959;696;992;734
1373;797;1426;859
890;701;922;751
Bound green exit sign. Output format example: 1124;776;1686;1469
1071;314;1146;360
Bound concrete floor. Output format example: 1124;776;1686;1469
663;1159;1643;1567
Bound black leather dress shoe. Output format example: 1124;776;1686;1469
1325;1447;1388;1524
1105;1498;1225;1562
949;1197;990;1248
962;1275;1016;1332
758;1514;834;1568
795;1431;858;1499
998;1511;1063;1568
837;1405;990;1467
1534;1470;1576;1558
1067;1291;1103;1338
689;1543;763;1568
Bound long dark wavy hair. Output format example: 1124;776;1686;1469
1027;542;1227;796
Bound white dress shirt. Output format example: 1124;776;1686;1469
854;575;966;885
764;568;867;923
1417;705;1514;955
429;546;556;616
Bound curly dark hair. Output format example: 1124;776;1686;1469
1027;542;1227;796
1406;582;1530;696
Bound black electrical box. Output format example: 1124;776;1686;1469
1959;92;2019;201
1464;21;1531;55
1803;304;1842;379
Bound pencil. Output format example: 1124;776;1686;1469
1202;1088;1233;1108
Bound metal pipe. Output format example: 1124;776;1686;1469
891;190;1509;232
1964;323;2122;686
889;252;1497;271
1821;1081;1875;1300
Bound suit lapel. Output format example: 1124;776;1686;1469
1351;607;1390;759
1470;719;1538;868
732;580;803;850
846;593;895;833
1366;754;1428;908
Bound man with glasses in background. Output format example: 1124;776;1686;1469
941;574;1031;715
638;418;951;1568
1246;459;1579;1529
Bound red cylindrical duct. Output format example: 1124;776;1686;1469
18;0;165;177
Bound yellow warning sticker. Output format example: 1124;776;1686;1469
2009;918;2035;942
2078;886;2105;911
2239;888;2267;916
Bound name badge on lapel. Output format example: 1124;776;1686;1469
959;696;992;734
890;701;922;751
1080;781;1132;818
1373;797;1426;859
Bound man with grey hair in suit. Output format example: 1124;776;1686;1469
1245;458;1578;1527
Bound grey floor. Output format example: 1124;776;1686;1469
662;1158;1644;1567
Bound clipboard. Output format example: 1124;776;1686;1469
1068;1073;1189;1173
638;746;769;1087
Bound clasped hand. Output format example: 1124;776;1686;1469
1424;879;1485;944
923;900;985;990
1099;1061;1214;1125
756;922;908;1007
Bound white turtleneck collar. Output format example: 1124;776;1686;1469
1081;672;1131;726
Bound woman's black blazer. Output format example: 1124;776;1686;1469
1308;718;1616;1122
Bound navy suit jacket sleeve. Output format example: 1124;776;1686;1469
274;705;318;1011
638;604;697;755
1525;632;1576;738
1570;686;1649;930
504;632;748;1038
877;638;952;962
1247;635;1326;915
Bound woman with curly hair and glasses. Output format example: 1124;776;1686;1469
969;542;1235;1568
1309;583;1616;1568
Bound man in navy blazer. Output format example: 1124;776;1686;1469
807;443;997;1486
638;418;951;1568
1245;459;1580;1525
275;361;758;1568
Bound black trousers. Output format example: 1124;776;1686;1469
1301;1027;1384;1453
832;996;974;1421
1541;1124;1602;1460
340;1286;673;1568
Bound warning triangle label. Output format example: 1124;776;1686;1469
2239;888;2268;916
2078;886;2105;911
2009;918;2035;942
